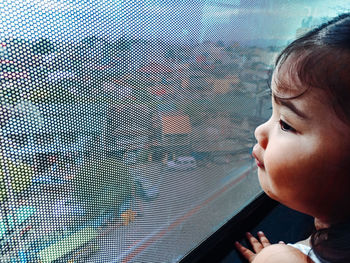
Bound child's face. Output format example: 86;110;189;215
253;57;350;222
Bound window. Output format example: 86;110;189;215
1;0;349;262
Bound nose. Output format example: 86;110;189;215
254;120;269;149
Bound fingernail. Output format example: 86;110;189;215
279;241;285;244
246;232;251;236
258;231;264;235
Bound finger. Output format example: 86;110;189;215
246;232;264;253
235;241;256;262
257;231;271;247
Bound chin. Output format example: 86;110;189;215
259;182;280;202
258;174;271;195
263;189;278;200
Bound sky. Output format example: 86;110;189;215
1;0;350;46
201;0;350;45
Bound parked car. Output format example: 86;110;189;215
135;176;159;201
32;175;66;185
29;175;68;195
166;156;197;170
52;197;85;217
212;155;231;164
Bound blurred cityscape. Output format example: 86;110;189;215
0;35;275;262
0;13;323;261
1;35;276;166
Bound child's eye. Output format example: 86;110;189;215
279;120;296;132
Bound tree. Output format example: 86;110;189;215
74;158;135;219
165;49;176;60
116;37;132;52
0;83;22;105
3;101;44;134
5;38;32;63
0;106;34;237
32;38;55;55
0;156;34;241
0;157;34;202
216;40;225;47
225;46;234;52
81;36;103;49
0;106;10;127
26;87;49;103
178;102;208;126
133;88;156;104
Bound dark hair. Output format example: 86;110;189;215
275;13;350;263
310;222;350;263
274;13;350;126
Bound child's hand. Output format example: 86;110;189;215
235;231;281;262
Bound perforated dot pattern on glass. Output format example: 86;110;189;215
1;0;349;262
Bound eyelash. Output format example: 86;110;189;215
279;120;296;133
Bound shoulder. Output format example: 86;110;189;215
252;244;314;263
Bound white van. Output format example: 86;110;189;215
166;156;197;170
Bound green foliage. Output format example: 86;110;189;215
0;170;6;203
101;37;132;58
0;106;10;127
74;158;134;218
0;158;34;202
165;49;176;59
133;88;156;104
216;40;225;47
116;37;132;51
26;87;50;103
29;84;77;104
178;102;208;126
137;149;151;163
9;162;33;193
0;84;22;105
32;38;55;55
4;38;32;61
81;36;104;49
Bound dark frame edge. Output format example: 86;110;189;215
180;193;278;263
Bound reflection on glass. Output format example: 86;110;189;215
1;0;349;262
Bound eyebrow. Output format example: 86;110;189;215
273;95;309;120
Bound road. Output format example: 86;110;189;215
9;156;260;262
87;157;261;263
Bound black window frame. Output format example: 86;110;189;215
180;193;278;263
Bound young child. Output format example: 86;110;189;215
235;13;350;263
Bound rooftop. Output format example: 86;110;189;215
161;114;191;135
137;62;173;74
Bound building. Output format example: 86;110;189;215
211;76;240;94
150;113;192;161
105;104;152;162
2;102;108;172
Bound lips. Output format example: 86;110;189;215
252;146;265;169
255;158;265;169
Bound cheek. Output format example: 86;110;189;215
261;149;293;197
261;141;316;199
265;135;322;176
261;139;331;206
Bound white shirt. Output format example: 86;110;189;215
287;243;323;263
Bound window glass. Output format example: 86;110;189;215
1;0;350;262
